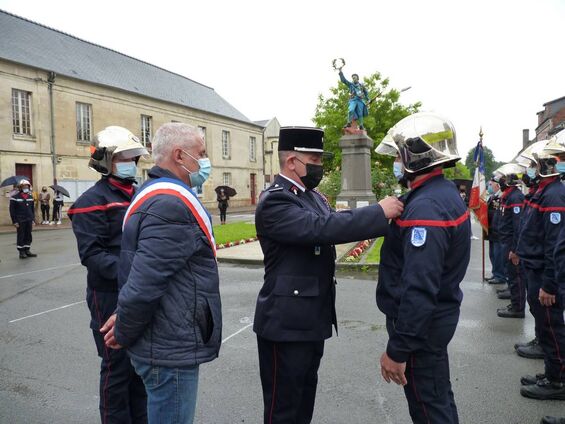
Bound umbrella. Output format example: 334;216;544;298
50;184;70;197
1;175;30;188
215;185;237;197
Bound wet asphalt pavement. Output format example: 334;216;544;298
0;225;563;423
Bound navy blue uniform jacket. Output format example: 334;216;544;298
377;172;471;363
253;174;390;342
517;177;565;295
68;178;132;292
9;192;35;223
498;186;525;252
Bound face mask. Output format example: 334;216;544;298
22;188;30;194
295;158;324;190
114;161;137;180
487;185;493;194
182;150;211;187
393;162;404;180
526;167;537;179
556;162;565;173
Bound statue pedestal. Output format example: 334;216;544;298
336;133;376;209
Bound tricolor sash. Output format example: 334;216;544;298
123;177;216;256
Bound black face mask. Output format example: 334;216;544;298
296;158;324;190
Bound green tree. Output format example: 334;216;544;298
313;70;421;198
465;146;504;179
444;162;472;180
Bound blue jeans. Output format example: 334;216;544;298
488;240;506;280
131;358;199;424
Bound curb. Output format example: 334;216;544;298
217;257;263;266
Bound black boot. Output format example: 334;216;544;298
19;251;27;259
515;337;538;351
516;341;545;359
541;417;565;424
488;278;506;285
520;378;565;400
497;289;511;299
497;306;525;318
25;249;37;258
521;373;545;385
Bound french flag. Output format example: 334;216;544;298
469;140;489;232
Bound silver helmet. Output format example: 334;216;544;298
89;126;148;175
375;112;460;174
543;129;565;155
492;163;525;186
531;139;560;178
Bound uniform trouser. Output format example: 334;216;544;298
387;318;459;424
347;99;365;126
257;335;324;424
524;268;565;382
522;263;540;340
40;204;50;221
16;220;32;252
87;289;147;424
501;244;526;311
219;206;227;223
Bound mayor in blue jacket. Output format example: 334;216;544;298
253;126;404;423
102;123;221;424
375;112;471;424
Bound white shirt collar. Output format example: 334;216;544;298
279;173;306;192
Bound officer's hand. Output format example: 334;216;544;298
380;352;407;386
539;288;556;307
378;196;404;219
101;314;123;350
13;223;19;228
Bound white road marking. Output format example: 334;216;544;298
222;322;253;344
9;300;86;323
0;263;81;280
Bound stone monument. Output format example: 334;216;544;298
332;58;376;208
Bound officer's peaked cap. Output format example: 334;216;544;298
278;126;325;153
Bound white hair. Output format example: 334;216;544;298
152;123;204;164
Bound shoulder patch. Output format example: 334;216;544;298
410;227;427;247
268;186;284;192
513;206;520;214
550;212;561;224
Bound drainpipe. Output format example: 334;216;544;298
47;72;57;184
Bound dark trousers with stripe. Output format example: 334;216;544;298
524;269;565;382
16;220;32;252
257;335;324;424
502;244;526;311
87;289;147;424
387;319;459;424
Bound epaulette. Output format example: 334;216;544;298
268;186;284;192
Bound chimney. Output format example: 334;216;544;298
522;129;530;148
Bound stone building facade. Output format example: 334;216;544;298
0;10;266;225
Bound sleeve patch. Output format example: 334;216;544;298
410;227;427;247
550;212;561;224
513;206;520;214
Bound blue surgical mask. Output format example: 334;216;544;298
114;162;137;180
22;188;30;194
182;150;212;187
526;167;537;179
487;185;494;194
556;162;565;174
393;162;404;180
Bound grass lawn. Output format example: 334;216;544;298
364;237;383;263
213;221;257;245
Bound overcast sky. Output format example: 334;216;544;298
2;0;564;162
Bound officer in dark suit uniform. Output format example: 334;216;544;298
375;112;471;424
253;126;404;424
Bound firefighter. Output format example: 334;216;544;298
68;126;148;423
517;139;565;401
375;112;471;423
9;179;38;259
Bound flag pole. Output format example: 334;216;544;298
479;127;485;282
